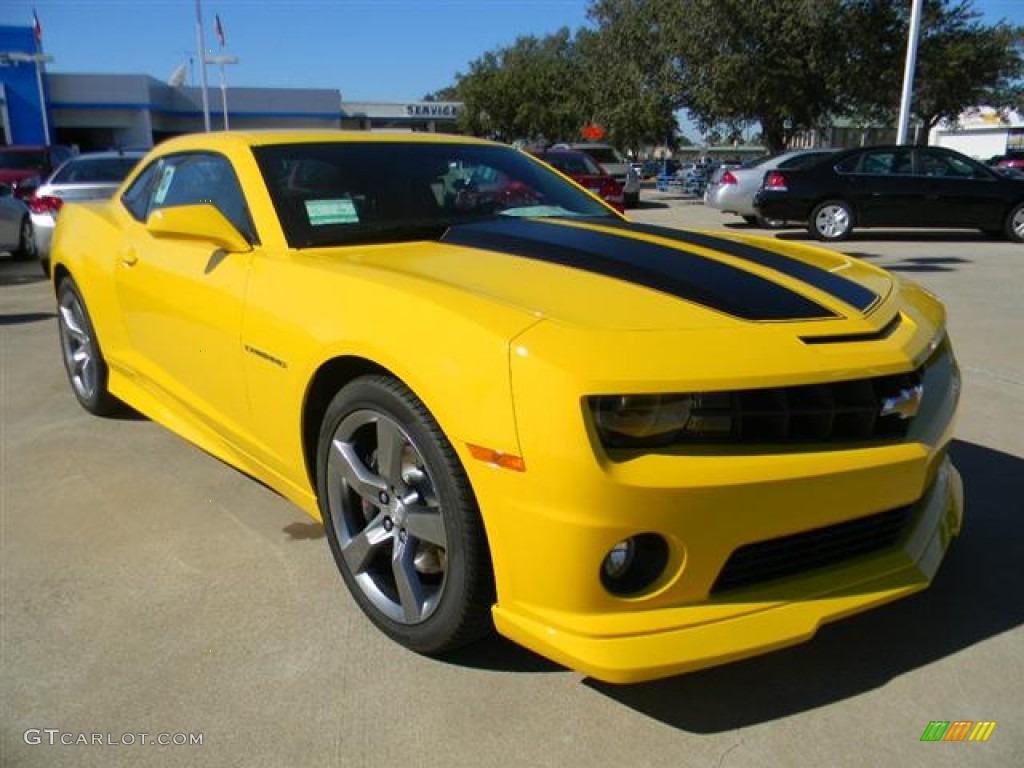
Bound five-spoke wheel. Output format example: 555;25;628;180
57;278;120;415
317;376;493;654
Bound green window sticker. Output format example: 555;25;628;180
305;199;359;226
154;166;176;205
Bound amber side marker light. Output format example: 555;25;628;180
467;444;526;472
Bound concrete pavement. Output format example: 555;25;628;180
2;198;1022;767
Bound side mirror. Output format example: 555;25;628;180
145;204;251;252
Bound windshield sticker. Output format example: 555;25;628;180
153;166;175;205
305;199;359;226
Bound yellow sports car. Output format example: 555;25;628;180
50;131;962;683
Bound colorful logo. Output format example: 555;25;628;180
920;721;997;742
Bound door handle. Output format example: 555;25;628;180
119;248;138;267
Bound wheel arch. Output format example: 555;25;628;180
300;354;393;493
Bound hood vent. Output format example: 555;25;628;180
800;315;901;345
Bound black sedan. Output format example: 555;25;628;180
753;145;1024;242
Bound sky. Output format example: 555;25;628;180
0;0;1020;105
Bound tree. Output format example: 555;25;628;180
588;0;852;152
910;3;1023;142
449;29;588;142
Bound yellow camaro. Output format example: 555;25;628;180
50;131;963;683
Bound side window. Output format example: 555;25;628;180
149;153;255;242
121;160;162;222
835;153;862;174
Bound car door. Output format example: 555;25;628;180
114;151;256;441
914;148;1005;231
842;148;920;227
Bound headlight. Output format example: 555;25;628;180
589;393;733;448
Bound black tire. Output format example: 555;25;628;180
1005;202;1024;243
809;199;854;241
13;217;37;261
316;375;494;654
624;190;640;208
56;277;122;416
741;215;758;225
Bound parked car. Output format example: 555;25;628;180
0;145;76;200
0;182;35;259
52;130;962;683
705;149;838;227
754;144;1024;242
656;159;710;196
529;148;624;210
995;151;1024;170
557;142;641;207
30;150;145;273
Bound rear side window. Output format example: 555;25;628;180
53;157;140;184
122;152;255;242
778;152;832;170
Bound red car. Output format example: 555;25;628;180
996;152;1024;169
0;145;75;200
530;149;624;210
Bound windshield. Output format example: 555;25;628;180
52;156;141;183
535;151;604;176
253;142;617;248
578;146;623;165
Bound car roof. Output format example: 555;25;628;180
149;130;498;156
63;150;147;160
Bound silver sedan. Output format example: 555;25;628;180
30;151;144;272
704;149;837;227
0;182;34;259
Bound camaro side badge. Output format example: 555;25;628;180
880;384;924;420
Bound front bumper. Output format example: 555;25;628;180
492;457;961;683
466;308;961;683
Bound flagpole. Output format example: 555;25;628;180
33;43;51;144
218;62;229;130
32;10;51;144
195;0;211;131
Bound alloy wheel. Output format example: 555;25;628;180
58;290;98;402
326;409;449;625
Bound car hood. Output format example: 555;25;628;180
319;217;897;333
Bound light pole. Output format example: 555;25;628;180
2;51;54;144
896;0;924;145
203;54;238;130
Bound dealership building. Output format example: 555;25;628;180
1;25;462;149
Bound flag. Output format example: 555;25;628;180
215;14;225;47
32;8;42;44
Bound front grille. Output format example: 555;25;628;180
693;369;922;443
711;505;914;593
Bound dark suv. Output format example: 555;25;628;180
0;145;76;199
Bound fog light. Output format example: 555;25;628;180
600;533;669;596
603;540;636;580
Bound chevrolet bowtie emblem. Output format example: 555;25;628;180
880;384;924;420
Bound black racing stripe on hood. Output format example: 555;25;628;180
597;221;879;312
441;218;836;321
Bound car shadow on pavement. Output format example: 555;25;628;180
0;311;55;326
775;230;996;244
0;272;47;287
582;439;1024;732
442;632;564;674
